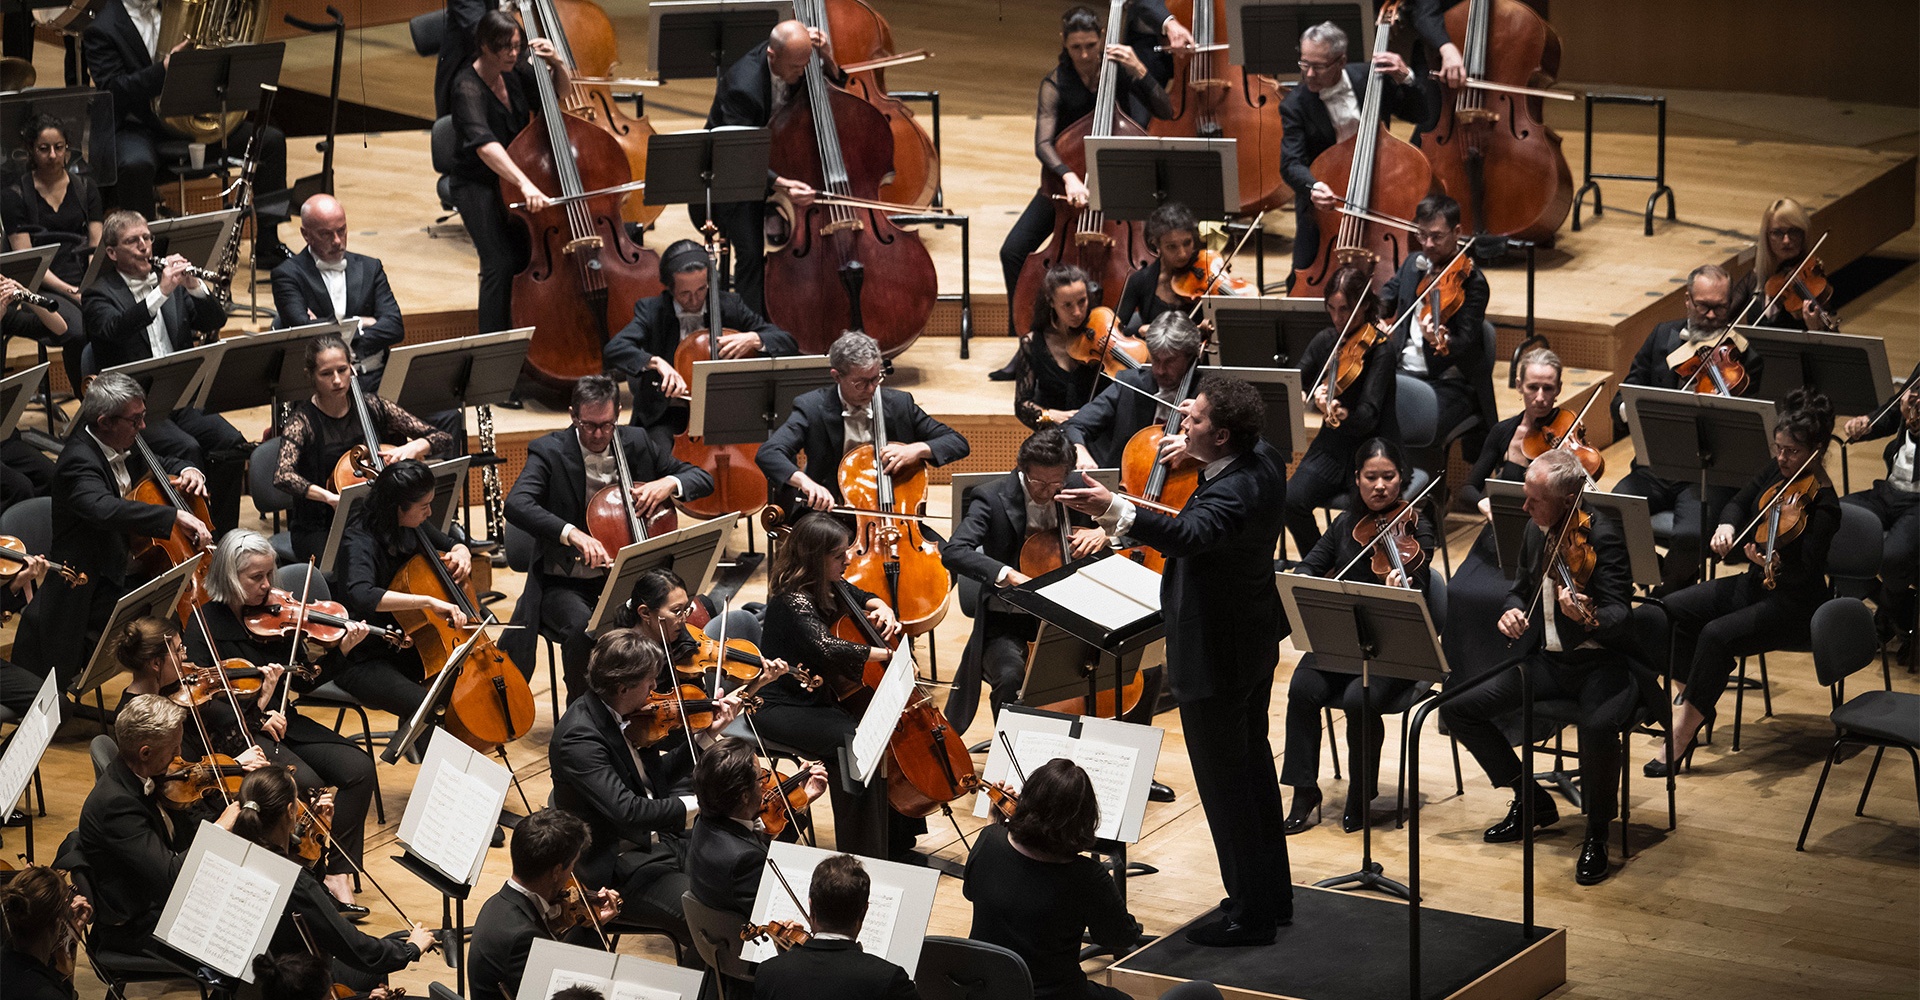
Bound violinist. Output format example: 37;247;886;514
1649;389;1841;778
1379;194;1492;448
1058;374;1292;946
447;10;572;333
1734;197;1835;331
1440;449;1639;885
1610;264;1766;593
253;952;400;1000
1278;22;1427;281
603;239;799;454
12;372;211;691
751;854;920;1000
1840;364;1919;654
962;759;1138;1000
274;334;454;562
232;767;438;992
1014;265;1104;430
548;629;746;951
1280;439;1436;835
1113;202;1205;335
503;375;714;702
1064;311;1203;469
621;568;766;687
0;864;93;1000
1286;266;1400;555
467;807;622;1000
687;737;829;916
756;332;969;513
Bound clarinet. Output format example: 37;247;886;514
205;83;280;317
477;402;507;544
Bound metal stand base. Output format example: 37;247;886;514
1573;92;1677;236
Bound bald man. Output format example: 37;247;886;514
700;19;846;313
270;194;406;391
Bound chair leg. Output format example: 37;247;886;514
1619;724;1633;859
1450;733;1464;795
351;704;385;824
1757;652;1773;719
544;636;561;721
1325;706;1342;780
1733;657;1747;752
1855;746;1886;817
1797;737;1846;850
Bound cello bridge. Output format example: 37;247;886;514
564;236;606;256
821;218;865;236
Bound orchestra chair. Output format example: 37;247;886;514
1411;319;1499;569
244;437;297;563
410;10;446;57
502;522;565;720
55;830;218;999
430;117;461;223
914;935;1033;1000
1797;597;1917;850
680;890;757;998
275;563;388;823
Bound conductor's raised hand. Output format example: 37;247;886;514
1055;470;1114;516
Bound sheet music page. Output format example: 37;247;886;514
170;852;278;976
609;983;680;1000
411;763;496;883
849;643;918;782
1068;740;1140;842
1077;554;1164;612
856;882;904;959
544;970;617;999
0;675;54;820
1034;556;1160;631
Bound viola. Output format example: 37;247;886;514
838;386;952;637
516;0;661;228
1520;405;1605;479
1150;0;1291;214
1411;251;1474;356
1763;255;1837;331
671;231;770;520
387;527;535;752
1310;309;1389;429
1167;248;1255;301
1352;500;1425;581
584;427;678;555
756;764;815;840
621;682;763;750
0;536;84;587
156;754;248;811
804;0;940;209
244;589;411;649
548;876;619;945
1118;362;1203;572
327;376;390;491
1066;306;1150;381
978;776;1020;823
742;919;813;952
291;788;332;869
1548;508;1597;627
1740;456;1825;591
1670;331;1751;397
170;660;264;708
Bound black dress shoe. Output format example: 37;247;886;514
1483;787;1558;843
334;900;371;922
1575;832;1610;885
1341;795;1367;834
1148;780;1176;803
1283;786;1321;836
1184;914;1276;947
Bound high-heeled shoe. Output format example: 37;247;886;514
1341;795;1368;834
1283;786;1322;835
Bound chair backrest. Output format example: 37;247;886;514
1394;374;1439;449
248;438;296;515
0;495;53;553
1810;597;1878;689
80;341;97;378
90;733;117;778
426;983;465;1000
274;562;333;601
431;117;460;177
914;935;1033;1000
504;521;536;573
409;10;447;57
1426;572;1448;630
1826;503;1883;598
679;891;757;983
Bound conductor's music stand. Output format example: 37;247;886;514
648;1;792;81
1226;0;1375;76
1083;136;1237;222
190;320;350;421
1621;386;1777;584
1204;295;1326;369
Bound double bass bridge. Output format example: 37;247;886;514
1334;246;1380;270
563;235;607;256
821;217;866;237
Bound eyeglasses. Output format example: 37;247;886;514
104;409;148;426
119;233;154;246
1765;227;1801;239
842;373;884;390
1297;58;1341;72
573;418;617;433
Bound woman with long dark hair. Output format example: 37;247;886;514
0;864;93;1000
1014;264;1102;429
3;113;100;389
1285;265;1401;556
620;567;767;693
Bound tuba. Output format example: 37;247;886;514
153;0;269;144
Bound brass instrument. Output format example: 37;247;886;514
154;0;269;144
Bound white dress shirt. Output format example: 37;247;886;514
314;254;350;328
672;302;707;340
1319;73;1362;144
839;388;873;450
88;427;133;496
1891;434;1917;493
127;0;161;57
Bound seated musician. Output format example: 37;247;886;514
756;332;969;514
338;459;475;729
940;428;1107;725
704;19;848;314
1840;365;1919;655
687;736;829;916
1280;438;1436;835
1648;389;1841;777
548;629;746;952
1013;265;1103;430
1287;266;1400;556
0;865;95;1000
1733;197;1835;331
230;767;438;993
1278;21;1426;283
252;953;400;1000
962;759;1137;1000
602;238;799;454
270;195;409;391
621;568;766;689
274;334;453;563
1440;449;1639;886
11;372;211;691
1610;264;1766;594
4;114;103;391
1113;202;1205;335
0;274;79;396
467;807;621;1000
0;430;53;504
1063;311;1203;470
1379;194;1492;452
751;854;920;1000
82;209;248;535
0;556;49;718
503;375;713;703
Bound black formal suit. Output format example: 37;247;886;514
1278;63;1429;272
1062;368;1169;470
72;758;188;948
1842;362;1920;630
11;428;182;689
502;426;713;698
602;290;798;450
756;387;969;507
270;249;406;387
268;870;419;988
1380;251;1494;439
687;813;768;916
1115;440;1291;927
465;882;601;1000
1286;322;1401;554
753;938;920;1000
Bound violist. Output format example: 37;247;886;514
1113;202;1205;335
1014;265;1104;430
1379;194;1492;446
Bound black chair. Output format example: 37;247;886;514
409;10;447;56
430;117;460;221
914;935;1034;1000
427;984;465;1000
0;494;52;555
502;521;566;719
1797;598;1917;850
680;890;756;999
88;733;116;777
57;832;216;999
276;563;390;821
245;437;297;563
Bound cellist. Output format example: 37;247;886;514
1063;311;1204;470
1285;266;1400;556
1379;194;1492;450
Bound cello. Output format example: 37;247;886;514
126;432;213;625
583;417;678;553
516;0;661;228
1421;0;1573;247
1012;0;1155;335
1150;0;1291;214
671;231;769;520
1117;360;1202;571
506;0;662;392
328;375;390;491
805;0;940;209
387;526;536;751
763;8;938;358
1290;0;1436;296
838;385;951;637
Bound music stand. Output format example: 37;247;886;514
1204;294;1326;369
647;0;792;81
645;127;773;223
80;209;240;292
69;553;204;699
1621;386;1777;583
190;320;350;416
1199;365;1305;455
105;341;225;423
998;552;1165;722
1485;483;1663;588
686;354;835;444
1226;0;1375;76
383;623;494;766
1736;325;1891;416
0;87;117;187
1277;575;1447;901
381;329;533;415
0;364;46;442
585;515;736;634
0;244;55;292
157;43;284;126
1083;136;1236;221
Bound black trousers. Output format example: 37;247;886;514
1279;656;1416;803
1282;443;1351;556
110;121;287;231
331;649;431;730
610;835;696;958
707;200;767;315
450;177;530;334
1290;199;1322;273
1440;647;1636;836
1179;675;1291;926
1;431;52;499
1614;465;1735;591
998;190;1056;335
269;712;378;875
539;574;603;704
0;658;38;717
145;409;247;536
1845;482;1919;631
1662;573;1818;713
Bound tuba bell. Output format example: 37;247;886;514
152;0;268;144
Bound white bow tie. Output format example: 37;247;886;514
314;256;347;274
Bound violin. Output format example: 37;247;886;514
1066;305;1151;381
1150;0;1292;215
756;764;815;840
1119;362;1203;572
387;527;535;752
1167;248;1255;301
1763;255;1837;331
155;753;248;810
244;589;411;649
548;876;619;946
291;787;332;869
584;420;678;554
170;660;264;708
978;776;1020;823
742;919;813;952
1352;500;1425;582
1520;403;1605;479
622;678;771;750
679;623;822;692
1312;313;1389;429
1411;251;1474;356
671;230;769;521
1670;330;1751;397
0;536;84;587
1753;472;1819;591
1547;508;1598;628
328;376;391;491
838;386;952;636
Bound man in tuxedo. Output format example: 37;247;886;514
1059;373;1291;946
504;375;713;701
1278;21;1428;277
702;19;844;313
752;854;919;1000
83;209;248;535
687;737;828;916
12;373;211;690
1840;362;1920;649
1063;311;1204;470
270;194;405;390
1379;194;1494;454
82;0;292;267
602;238;799;454
466;808;620;1000
757;332;969;513
1609;264;1767;594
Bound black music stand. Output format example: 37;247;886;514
0;244;54;292
1199;365;1305;456
998;552;1165;725
107;342;223;424
1083;136;1236;221
1227;1;1373;76
1204;295;1326;369
156;44;284;127
191;320;349;419
0;364;46;442
382;329;533;538
1485;484;1663;589
1620;386;1777;584
1737;325;1892;417
646;128;772;217
648;0;789;81
584;515;735;635
79;209;239;292
686;354;836;446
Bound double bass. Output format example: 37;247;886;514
764;5;938;358
1150;0;1291;214
506;0;662;391
1290;0;1436;295
387;527;536;751
1011;0;1155;335
1421;0;1573;246
838;386;951;636
671;231;769;520
516;0;661;228
805;0;940;208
